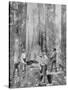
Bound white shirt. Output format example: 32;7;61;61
14;52;19;64
36;55;49;65
42;55;49;65
20;52;26;63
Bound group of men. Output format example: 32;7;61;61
13;38;57;85
13;47;57;85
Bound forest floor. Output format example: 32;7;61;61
10;65;66;88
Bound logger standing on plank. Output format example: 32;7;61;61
41;52;49;83
36;51;49;84
13;38;20;78
50;48;57;72
20;48;26;71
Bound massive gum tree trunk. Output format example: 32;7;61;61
26;3;39;60
55;5;61;71
26;3;47;60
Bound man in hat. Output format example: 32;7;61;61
13;38;20;81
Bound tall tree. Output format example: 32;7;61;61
55;5;61;70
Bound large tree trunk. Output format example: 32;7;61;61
61;5;66;71
39;4;47;52
26;3;39;61
55;5;61;71
46;5;56;53
26;4;47;60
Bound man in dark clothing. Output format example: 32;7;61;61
50;48;57;72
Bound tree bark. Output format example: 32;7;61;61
55;5;61;71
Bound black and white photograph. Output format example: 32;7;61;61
9;1;66;88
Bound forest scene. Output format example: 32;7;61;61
9;2;66;88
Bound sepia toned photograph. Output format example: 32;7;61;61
9;1;66;88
